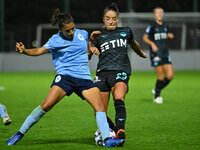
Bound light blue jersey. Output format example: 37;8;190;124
43;29;92;80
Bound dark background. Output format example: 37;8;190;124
5;0;199;24
1;0;200;51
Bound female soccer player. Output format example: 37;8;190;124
6;8;124;147
143;7;174;104
89;3;146;140
0;103;11;125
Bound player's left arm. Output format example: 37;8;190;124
167;33;174;40
167;25;174;40
129;40;147;58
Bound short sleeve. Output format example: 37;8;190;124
145;25;153;36
82;30;88;43
85;31;89;43
43;35;61;52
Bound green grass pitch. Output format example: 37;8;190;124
0;71;200;150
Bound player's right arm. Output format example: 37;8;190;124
143;34;158;52
88;31;101;60
143;25;158;52
16;42;49;56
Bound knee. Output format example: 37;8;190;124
113;93;125;100
166;74;174;80
157;75;165;80
157;74;165;80
40;103;52;112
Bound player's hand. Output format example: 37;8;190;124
90;47;100;55
167;33;174;39
89;31;102;41
151;43;158;52
16;42;26;54
141;51;147;58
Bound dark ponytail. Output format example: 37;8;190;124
51;8;74;29
103;3;119;17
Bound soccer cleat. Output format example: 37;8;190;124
116;129;126;139
151;89;155;95
6;133;23;145
1;105;11;126
103;137;125;147
153;96;163;104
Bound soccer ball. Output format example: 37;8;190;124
94;128;116;146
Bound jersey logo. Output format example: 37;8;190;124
154;33;167;40
55;75;61;83
100;39;127;52
78;34;84;41
120;32;127;37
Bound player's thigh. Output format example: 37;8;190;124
154;66;165;80
41;85;66;111
101;92;110;113
82;87;105;112
111;82;127;101
163;64;174;80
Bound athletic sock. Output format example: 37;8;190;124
96;112;110;140
114;99;126;131
155;78;171;98
19;105;46;134
106;116;116;132
0;103;6;118
155;79;164;98
163;77;171;87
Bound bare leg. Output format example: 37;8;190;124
6;85;66;145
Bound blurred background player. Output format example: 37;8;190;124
0;102;11;125
89;3;146;140
6;8;124;147
143;7;174;104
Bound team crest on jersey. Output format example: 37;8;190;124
55;75;61;83
78;34;84;41
155;28;159;32
120;32;127;37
